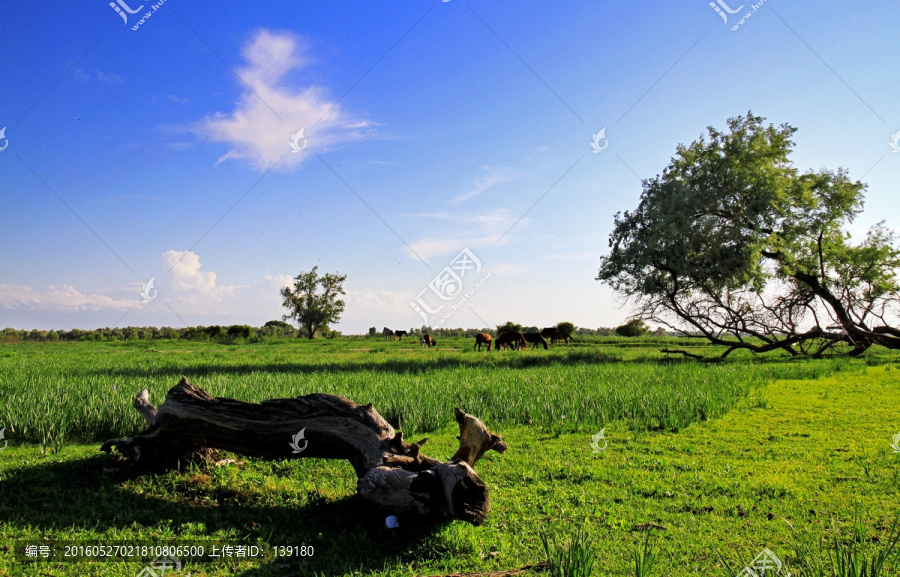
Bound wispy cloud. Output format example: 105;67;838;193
195;29;369;171
0;284;135;312
168;94;190;104
454;166;519;202
71;67;124;83
403;209;522;261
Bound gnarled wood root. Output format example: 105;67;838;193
101;377;506;525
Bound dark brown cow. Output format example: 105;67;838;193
394;330;408;340
420;334;436;348
496;332;528;351
540;327;557;339
474;333;493;351
523;332;549;350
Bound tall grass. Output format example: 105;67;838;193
790;511;900;577
0;340;858;444
541;527;597;577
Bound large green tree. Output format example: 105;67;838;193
280;266;347;339
598;113;900;357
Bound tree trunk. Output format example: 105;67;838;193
101;378;507;526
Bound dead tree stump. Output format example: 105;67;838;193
101;377;507;525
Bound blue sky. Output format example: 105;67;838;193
1;0;898;334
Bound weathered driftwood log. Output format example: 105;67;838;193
101;377;507;525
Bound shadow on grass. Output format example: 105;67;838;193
0;453;450;576
76;348;860;387
82;350;754;381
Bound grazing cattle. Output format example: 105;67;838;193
540;327;557;339
551;331;572;345
474;333;493;351
394;330;408;340
421;334;436;348
382;327;396;340
523;332;549;350
496;332;528;351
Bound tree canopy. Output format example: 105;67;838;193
556;322;576;336
598;112;900;357
615;320;649;338
496;321;523;335
280;266;347;339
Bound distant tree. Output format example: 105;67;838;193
264;320;293;329
525;326;540;334
160;327;179;340
615;320;650;337
227;325;253;340
556;322;576;336
598;112;900;356
205;325;225;339
280;266;347;339
496;321;523;335
368;326;377;337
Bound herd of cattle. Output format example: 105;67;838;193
381;327;573;350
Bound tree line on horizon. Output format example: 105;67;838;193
0;319;668;344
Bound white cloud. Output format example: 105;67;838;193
403;209;523;261
0;254;301;326
405;235;496;262
346;288;409;311
70;67;91;82
0;284;135;312
161;250;237;300
454;166;519;202
343;288;418;330
94;70;124;83
264;274;295;289
71;67;123;83
195;29;368;171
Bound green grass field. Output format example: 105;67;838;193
1;337;898;576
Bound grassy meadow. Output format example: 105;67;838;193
0;336;898;576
